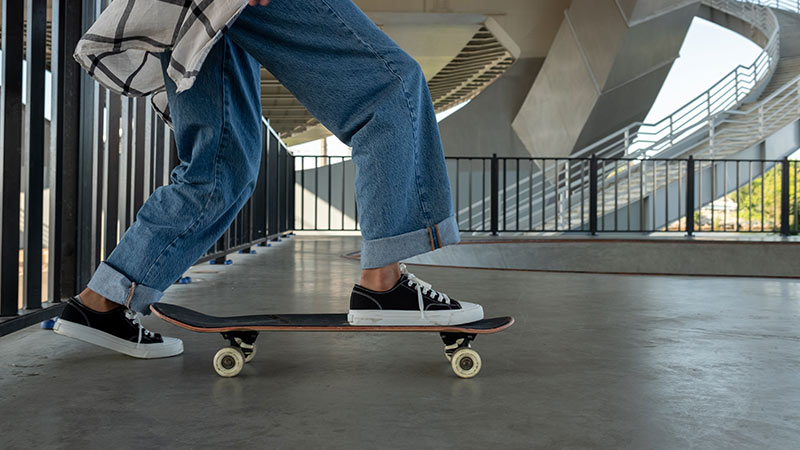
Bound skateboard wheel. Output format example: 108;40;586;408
450;348;481;379
213;347;245;377
243;344;257;363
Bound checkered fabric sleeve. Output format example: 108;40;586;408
73;0;249;128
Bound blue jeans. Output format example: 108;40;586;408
87;0;460;314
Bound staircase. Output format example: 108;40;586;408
546;0;800;231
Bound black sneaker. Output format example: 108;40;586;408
53;296;183;359
348;263;484;326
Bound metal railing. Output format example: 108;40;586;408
574;0;786;160
0;2;295;336
294;154;799;235
703;74;800;157
753;0;800;11
295;156;359;232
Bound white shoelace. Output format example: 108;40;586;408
125;309;155;346
399;263;451;319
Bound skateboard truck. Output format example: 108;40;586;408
215;331;259;375
440;332;481;378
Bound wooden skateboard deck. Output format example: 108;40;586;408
150;303;514;379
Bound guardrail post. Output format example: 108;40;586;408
781;157;790;236
49;0;83;303
623;129;630;154
22;0;47;311
686;156;695;236
589;155;598;235
669;116;674;145
490;153;498;236
1;0;24;317
709;117;716;156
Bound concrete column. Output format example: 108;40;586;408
438;57;544;158
512;0;700;158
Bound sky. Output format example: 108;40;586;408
643;16;762;123
290;16;765;157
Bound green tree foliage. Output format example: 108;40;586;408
728;161;798;232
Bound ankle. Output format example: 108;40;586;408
79;288;120;313
360;263;401;292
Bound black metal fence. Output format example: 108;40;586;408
0;3;295;336
294;154;799;236
296;156;360;232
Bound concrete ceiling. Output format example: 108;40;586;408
33;0;572;145
268;0;576;145
275;7;538;145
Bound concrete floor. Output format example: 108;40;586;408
1;235;799;449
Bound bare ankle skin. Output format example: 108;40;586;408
360;262;401;292
79;288;120;312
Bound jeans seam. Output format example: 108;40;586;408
139;41;229;286
316;0;431;225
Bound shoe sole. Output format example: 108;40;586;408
53;319;183;359
347;302;484;326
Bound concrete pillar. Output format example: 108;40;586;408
512;0;700;158
438;57;544;158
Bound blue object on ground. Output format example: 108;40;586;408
210;259;233;265
41;318;57;329
176;276;192;284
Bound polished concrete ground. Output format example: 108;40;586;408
1;235;799;449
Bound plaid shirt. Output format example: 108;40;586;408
73;0;249;128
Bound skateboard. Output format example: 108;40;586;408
150;303;514;379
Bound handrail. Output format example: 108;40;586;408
572;0;787;159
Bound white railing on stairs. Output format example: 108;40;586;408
753;0;800;12
700;73;800;156
572;0;787;160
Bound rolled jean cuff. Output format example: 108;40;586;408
360;214;461;269
86;261;164;315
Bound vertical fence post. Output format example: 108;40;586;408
0;0;24;317
686;156;695;236
589;155;598;235
50;0;83;302
22;0;47;311
490;153;498;236
267;132;279;239
77;0;100;289
781;157;790;236
288;153;295;232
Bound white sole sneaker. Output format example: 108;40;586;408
53;319;183;359
347;301;484;326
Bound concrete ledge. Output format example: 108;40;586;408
392;236;800;278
